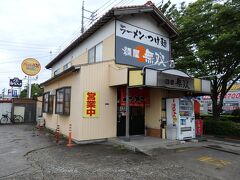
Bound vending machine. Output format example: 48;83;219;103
166;97;195;140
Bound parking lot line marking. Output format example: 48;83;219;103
176;148;196;152
197;156;231;168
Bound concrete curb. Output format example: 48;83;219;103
204;145;240;155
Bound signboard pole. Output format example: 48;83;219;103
28;76;32;99
125;86;130;140
19;87;21;98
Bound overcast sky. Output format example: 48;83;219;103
0;0;195;94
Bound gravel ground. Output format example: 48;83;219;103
21;144;215;180
1;124;238;180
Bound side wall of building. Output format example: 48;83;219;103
77;61;117;141
43;73;80;140
43;61;117;141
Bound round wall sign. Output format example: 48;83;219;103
21;58;41;76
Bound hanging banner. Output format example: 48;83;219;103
120;87;150;107
83;91;99;118
116;20;170;70
171;99;178;125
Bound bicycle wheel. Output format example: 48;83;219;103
0;117;8;124
14;115;23;123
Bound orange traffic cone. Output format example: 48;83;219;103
67;124;73;148
55;124;60;143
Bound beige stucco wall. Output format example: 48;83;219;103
145;89;185;130
43;60;117;142
71;31;115;65
109;65;128;86
70;33;115;67
43;32;117;142
102;34;115;61
78;60;117;141
43;72;81;140
72;51;88;65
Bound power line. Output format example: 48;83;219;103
95;0;113;13
0;42;55;50
84;0;133;30
0;39;56;47
0;53;57;65
114;0;130;7
53;0;134;58
120;0;135;7
81;0;97;33
84;0;123;29
0;51;57;60
0;53;57;62
55;1;116;52
0;48;58;53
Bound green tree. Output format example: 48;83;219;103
159;0;240;120
20;83;43;98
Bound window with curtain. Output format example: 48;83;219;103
55;87;71;115
43;92;53;114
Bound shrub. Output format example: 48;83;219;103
203;119;240;137
232;109;240;116
200;114;240;123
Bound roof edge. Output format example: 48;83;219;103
41;65;80;86
46;2;179;69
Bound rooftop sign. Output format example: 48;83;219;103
115;20;170;69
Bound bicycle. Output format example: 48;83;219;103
0;111;24;124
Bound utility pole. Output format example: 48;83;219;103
81;0;85;34
81;0;97;34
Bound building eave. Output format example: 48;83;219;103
41;65;80;86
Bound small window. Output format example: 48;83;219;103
43;92;53;114
55;87;71;115
49;95;54;113
88;42;103;63
88;47;95;63
95;43;102;62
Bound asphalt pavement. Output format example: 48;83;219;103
0;124;239;180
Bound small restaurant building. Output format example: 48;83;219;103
41;2;211;143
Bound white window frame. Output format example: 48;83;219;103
88;42;103;63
